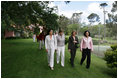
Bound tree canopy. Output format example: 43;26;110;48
1;1;59;37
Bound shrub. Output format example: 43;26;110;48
104;44;117;68
5;37;30;39
104;44;117;77
5;37;21;39
111;44;117;51
65;36;69;45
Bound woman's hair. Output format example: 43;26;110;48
84;30;90;37
71;30;76;35
59;29;63;33
47;29;53;35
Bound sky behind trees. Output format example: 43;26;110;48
48;1;115;25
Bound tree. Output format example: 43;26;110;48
87;13;100;25
1;1;59;38
111;1;117;13
66;24;80;35
58;15;70;33
106;1;117;39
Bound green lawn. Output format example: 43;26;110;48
1;39;116;78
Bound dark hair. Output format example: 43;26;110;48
84;30;90;37
59;29;63;33
71;30;76;35
47;29;53;35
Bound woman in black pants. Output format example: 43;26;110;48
80;30;93;69
68;31;79;67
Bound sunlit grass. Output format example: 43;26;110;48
1;39;116;78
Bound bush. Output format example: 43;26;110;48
5;37;31;39
104;44;117;68
65;36;69;45
5;37;21;39
104;44;117;77
111;44;117;51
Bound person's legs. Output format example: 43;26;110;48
42;40;44;47
70;49;75;67
80;49;87;65
73;49;76;59
33;37;35;42
61;46;65;67
47;49;51;66
41;40;43;49
86;49;91;68
50;48;55;68
34;37;35;42
41;40;44;49
39;40;41;49
57;47;61;64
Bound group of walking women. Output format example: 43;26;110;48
45;29;93;70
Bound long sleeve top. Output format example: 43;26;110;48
68;35;79;50
45;35;57;50
57;34;65;47
80;36;93;51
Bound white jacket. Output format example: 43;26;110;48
45;35;57;50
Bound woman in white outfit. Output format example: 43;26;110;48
56;30;65;67
45;29;57;70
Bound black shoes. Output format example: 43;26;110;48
80;62;82;65
80;62;90;69
86;66;90;69
72;64;74;68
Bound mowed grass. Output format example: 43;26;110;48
1;39;115;78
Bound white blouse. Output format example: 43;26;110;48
45;35;57;50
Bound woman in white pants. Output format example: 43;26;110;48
33;34;36;42
56;30;65;67
45;29;57;70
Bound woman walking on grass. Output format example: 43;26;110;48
68;31;79;67
80;30;93;69
45;29;57;70
56;29;65;67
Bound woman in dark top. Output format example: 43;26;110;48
68;30;79;67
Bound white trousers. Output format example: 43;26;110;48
33;37;35;42
39;40;44;49
47;49;55;68
57;46;65;67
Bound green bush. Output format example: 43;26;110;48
5;37;22;39
111;44;117;51
5;37;31;39
104;44;117;77
65;36;69;45
104;44;117;68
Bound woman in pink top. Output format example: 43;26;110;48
80;30;93;69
